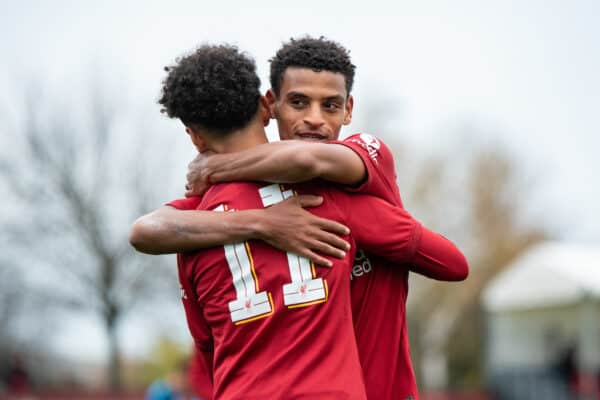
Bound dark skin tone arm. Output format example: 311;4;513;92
129;195;350;267
184;141;366;197
183;142;469;281
129;141;362;266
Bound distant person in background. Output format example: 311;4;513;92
3;353;30;396
556;342;577;390
146;360;193;400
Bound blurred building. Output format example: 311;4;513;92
482;241;600;400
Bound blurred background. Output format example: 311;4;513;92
1;1;598;399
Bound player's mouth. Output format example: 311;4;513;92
296;132;328;141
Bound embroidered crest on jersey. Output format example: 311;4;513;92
350;133;381;164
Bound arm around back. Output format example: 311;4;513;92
333;192;468;280
129;197;351;266
337;193;422;263
202;140;367;186
411;227;469;281
128;206;262;255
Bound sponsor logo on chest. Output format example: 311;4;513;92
350;249;373;280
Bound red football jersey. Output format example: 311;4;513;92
187;342;213;400
168;196;212;398
169;196;203;210
176;181;422;399
335;133;468;400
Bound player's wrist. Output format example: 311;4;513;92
202;155;220;183
238;209;269;241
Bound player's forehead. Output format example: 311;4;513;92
279;67;348;100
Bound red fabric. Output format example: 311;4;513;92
171;135;467;400
167;196;203;210
333;133;468;400
412;227;468;281
169;196;213;399
176;180;421;399
188;347;213;400
334;133;403;207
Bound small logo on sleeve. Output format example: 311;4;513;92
180;284;188;300
350;133;381;164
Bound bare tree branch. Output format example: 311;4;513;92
398;136;547;389
1;79;178;390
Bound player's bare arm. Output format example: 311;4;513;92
185;140;366;197
129;195;350;267
184;138;468;280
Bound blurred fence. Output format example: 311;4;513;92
488;367;600;400
4;391;490;400
422;391;491;400
0;391;143;400
489;368;569;399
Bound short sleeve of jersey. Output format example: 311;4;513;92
333;133;402;206
166;196;203;210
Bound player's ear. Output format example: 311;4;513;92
186;126;208;153
259;96;270;127
265;89;277;119
343;95;354;126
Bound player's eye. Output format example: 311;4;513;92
289;98;308;108
323;102;341;112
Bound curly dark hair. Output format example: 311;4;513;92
159;44;261;135
269;36;356;98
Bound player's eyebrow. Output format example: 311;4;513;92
322;95;345;103
285;91;309;99
285;92;345;103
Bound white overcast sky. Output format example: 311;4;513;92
1;0;599;361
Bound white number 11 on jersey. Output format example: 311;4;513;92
218;184;328;325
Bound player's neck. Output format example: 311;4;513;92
219;130;267;153
211;116;268;153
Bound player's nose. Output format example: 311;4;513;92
303;105;325;128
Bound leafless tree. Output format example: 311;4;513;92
0;81;182;391
0;260;30;378
397;133;547;389
358;103;547;389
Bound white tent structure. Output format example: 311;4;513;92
482;241;600;399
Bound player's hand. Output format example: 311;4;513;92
257;195;351;267
185;151;215;197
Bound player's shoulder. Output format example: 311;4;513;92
343;132;387;148
199;181;262;210
291;180;340;198
342;133;392;163
292;180;350;215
